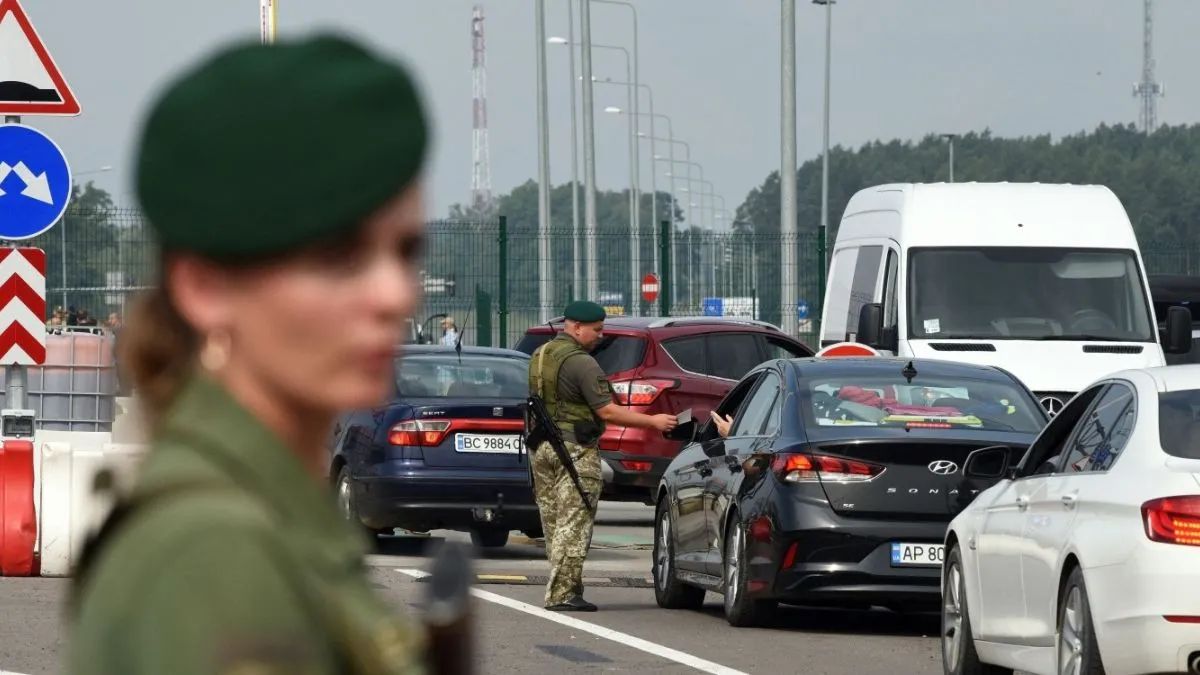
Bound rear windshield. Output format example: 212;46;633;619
803;373;1045;433
515;332;646;375
395;355;528;398
1158;391;1200;459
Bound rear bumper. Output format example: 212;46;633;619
1085;546;1200;675
753;503;949;607
354;471;539;532
598;450;671;501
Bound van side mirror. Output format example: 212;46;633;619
1164;306;1192;355
964;445;1011;479
857;303;884;348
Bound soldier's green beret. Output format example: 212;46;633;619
564;301;606;323
135;34;428;261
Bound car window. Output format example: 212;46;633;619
663;336;706;374
590;335;647;375
514;333;552;355
846;246;884;341
731;372;781;437
395;355;528;398
762;336;813;360
882;249;899;333
1060;384;1136;473
804;371;1045;434
1159;389;1200;459
706;333;764;380
762;385;784;436
823;248;857;343
1019;386;1104;476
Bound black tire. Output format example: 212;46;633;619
652;499;705;610
470;528;510;548
1058;566;1106;675
336;465;361;526
942;546;1011;675
722;516;777;627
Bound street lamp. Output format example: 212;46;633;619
940;133;958;182
535;0;552;321
546;25;580;295
813;0;835;334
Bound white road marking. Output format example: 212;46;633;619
397;568;748;675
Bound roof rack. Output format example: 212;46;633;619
647;316;781;331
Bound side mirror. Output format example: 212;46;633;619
963;445;1011;479
1164;306;1192;355
857;303;884;348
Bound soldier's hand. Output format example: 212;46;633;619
650;413;678;432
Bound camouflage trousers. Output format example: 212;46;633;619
531;441;602;607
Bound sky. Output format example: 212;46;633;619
15;1;1200;226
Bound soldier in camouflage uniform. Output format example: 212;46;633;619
529;301;678;612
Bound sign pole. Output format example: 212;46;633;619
3;114;25;412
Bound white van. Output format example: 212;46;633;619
820;182;1191;413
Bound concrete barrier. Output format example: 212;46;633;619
0;440;37;576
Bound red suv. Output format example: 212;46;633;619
514;317;813;502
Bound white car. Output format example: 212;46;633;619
942;365;1200;675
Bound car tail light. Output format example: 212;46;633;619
611;379;676;406
1142;496;1200;547
781;541;799;569
771;453;884;483
389;420;452;447
620;460;653;472
1164;615;1200;624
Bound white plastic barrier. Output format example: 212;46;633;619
35;431;148;577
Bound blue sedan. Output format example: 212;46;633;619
330;345;538;547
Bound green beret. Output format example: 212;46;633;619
136;34;428;260
564;301;606;323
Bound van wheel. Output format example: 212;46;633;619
942;546;1010;674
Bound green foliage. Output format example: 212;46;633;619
736;123;1200;242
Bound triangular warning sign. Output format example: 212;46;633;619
0;0;79;116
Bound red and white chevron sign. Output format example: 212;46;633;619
0;248;46;365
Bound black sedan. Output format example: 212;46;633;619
330;345;539;548
652;357;1048;626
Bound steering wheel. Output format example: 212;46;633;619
1068;309;1117;334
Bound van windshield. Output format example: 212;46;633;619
909;248;1153;342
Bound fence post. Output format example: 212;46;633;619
497;215;508;348
659;220;671;317
475;285;493;347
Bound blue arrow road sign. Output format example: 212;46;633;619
0;124;72;240
796;299;809;319
702;297;723;317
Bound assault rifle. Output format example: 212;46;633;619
524;394;596;512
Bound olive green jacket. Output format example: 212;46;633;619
68;375;425;675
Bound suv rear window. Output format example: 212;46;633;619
1158;390;1200;459
515;332;646;376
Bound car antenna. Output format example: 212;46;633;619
902;361;918;383
454;306;473;363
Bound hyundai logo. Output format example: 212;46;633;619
493;407;504;417
1039;396;1066;416
928;460;959;475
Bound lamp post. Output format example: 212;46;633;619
813;0;835;334
591;0;640;268
535;0;552;321
781;0;798;337
940;133;958;182
579;0;599;299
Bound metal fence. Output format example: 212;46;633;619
24;207;1200;350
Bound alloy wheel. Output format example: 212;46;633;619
942;562;965;670
1058;586;1084;675
724;522;742;614
655;508;671;592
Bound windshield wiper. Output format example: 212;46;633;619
1034;334;1134;342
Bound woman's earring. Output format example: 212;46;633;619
199;329;232;372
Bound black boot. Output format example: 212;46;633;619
545;595;598;612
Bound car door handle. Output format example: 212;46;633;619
1016;495;1030;509
1061;493;1079;508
